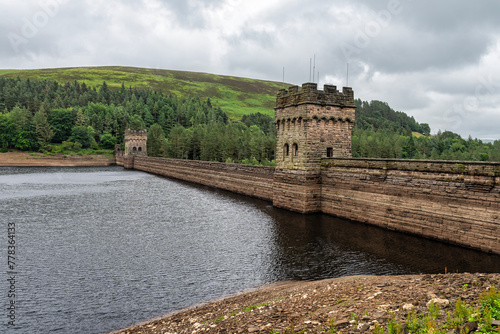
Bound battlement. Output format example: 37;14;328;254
125;129;148;137
275;83;355;109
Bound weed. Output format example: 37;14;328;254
428;300;442;319
480;286;500;319
405;309;424;333
453;299;474;323
327;318;336;333
372;322;384;334
479;307;494;333
387;313;403;334
242;303;268;313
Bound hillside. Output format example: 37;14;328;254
1;66;497;162
0;66;286;119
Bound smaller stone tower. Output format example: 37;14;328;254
274;83;356;170
124;129;148;156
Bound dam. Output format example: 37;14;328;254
116;82;500;255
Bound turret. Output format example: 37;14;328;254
274;83;356;170
124;129;148;156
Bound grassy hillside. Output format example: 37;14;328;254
0;66;286;119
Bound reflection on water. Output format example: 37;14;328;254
0;166;498;334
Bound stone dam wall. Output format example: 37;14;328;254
116;155;500;254
122;156;275;201
320;158;499;254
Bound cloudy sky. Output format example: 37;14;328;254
1;0;500;139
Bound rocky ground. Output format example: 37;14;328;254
112;273;500;334
0;151;115;166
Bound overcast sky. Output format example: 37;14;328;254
1;0;499;139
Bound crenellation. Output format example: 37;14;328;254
275;83;356;109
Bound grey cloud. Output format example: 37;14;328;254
155;0;225;28
366;30;491;73
0;0;499;139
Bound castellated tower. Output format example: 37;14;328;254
274;83;356;170
124;129;148;156
273;83;356;213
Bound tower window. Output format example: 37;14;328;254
138;147;142;152
284;143;289;157
292;143;298;156
327;147;333;157
133;147;137;152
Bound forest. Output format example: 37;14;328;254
0;76;498;164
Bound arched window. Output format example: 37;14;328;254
284;143;289;157
133;147;137;152
292;143;298;156
138;147;142;152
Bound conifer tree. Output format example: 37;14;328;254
33;109;54;146
75;108;89;126
147;123;167;157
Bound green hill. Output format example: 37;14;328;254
0;66;497;161
0;66;286;119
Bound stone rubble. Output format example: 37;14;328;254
112;273;500;333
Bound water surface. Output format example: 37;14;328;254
1;166;499;334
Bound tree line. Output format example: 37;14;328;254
352;100;499;162
0;77;275;164
0;76;498;163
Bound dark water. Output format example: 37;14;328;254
0;166;499;334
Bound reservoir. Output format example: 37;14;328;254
1;166;499;334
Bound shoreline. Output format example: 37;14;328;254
110;273;500;333
0;151;116;167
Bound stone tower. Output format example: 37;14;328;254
274;83;356;170
272;83;356;213
124;129;148;156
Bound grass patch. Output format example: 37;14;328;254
242;303;268;312
377;287;500;334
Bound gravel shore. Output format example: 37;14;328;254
0;151;115;166
111;273;500;333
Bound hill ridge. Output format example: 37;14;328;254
0;66;287;118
